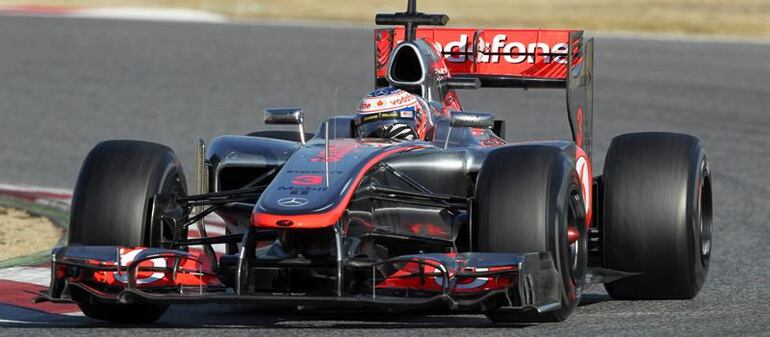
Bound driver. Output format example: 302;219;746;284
354;87;433;141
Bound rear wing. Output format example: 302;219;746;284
375;27;594;154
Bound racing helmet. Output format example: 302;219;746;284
354;87;432;141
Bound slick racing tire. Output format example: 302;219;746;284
476;144;588;322
68;140;187;323
602;132;712;299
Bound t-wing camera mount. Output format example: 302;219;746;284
374;0;449;41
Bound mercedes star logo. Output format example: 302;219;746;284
277;197;309;207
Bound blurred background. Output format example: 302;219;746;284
0;0;769;38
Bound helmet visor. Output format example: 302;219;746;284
355;108;417;138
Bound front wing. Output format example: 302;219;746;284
40;246;562;314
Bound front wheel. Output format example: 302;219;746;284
475;144;588;322
68;140;187;322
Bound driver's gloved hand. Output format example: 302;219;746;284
381;123;418;141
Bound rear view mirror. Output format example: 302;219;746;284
264;108;304;125
444;111;496;149
264;108;306;144
449;111;495;128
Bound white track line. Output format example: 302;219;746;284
0;182;72;196
69;7;226;23
0;5;225;23
0;267;51;287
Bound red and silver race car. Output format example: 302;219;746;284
40;0;712;323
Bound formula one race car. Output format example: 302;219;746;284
40;0;712;323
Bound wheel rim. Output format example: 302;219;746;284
699;175;713;265
154;170;186;248
566;191;585;286
569;233;579;273
567;214;578;275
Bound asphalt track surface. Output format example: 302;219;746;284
1;15;769;336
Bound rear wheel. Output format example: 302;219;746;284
602;132;711;299
476;145;587;322
68;140;187;322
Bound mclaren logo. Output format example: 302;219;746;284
277;197;308;207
